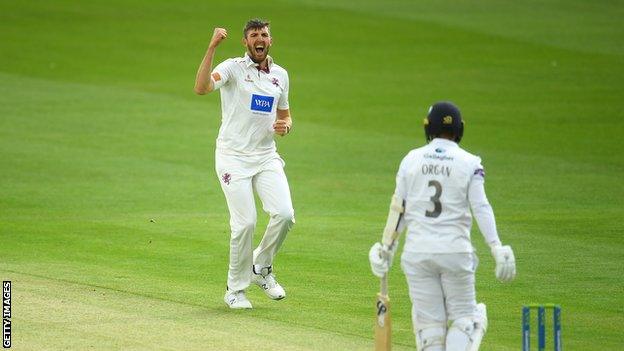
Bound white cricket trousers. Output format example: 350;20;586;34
401;252;478;347
215;151;295;292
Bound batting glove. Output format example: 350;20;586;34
369;242;397;278
491;244;516;282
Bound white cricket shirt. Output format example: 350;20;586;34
211;53;289;157
396;138;498;253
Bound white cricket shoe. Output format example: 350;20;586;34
253;272;286;300
224;289;253;309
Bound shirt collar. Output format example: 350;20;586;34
244;52;273;73
430;138;458;147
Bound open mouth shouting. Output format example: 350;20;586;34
244;27;272;64
249;42;269;62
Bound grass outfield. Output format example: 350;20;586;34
1;0;623;350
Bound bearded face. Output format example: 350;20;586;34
244;26;272;63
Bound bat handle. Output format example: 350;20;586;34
380;273;389;297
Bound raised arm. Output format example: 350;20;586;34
194;28;227;95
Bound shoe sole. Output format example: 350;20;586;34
227;304;253;309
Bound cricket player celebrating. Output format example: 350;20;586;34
369;102;516;350
194;19;294;309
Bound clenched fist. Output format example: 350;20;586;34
273;119;291;136
209;28;227;49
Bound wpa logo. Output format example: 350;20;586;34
250;94;274;113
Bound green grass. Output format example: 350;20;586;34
1;0;623;349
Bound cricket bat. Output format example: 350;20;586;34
375;273;392;351
374;195;405;351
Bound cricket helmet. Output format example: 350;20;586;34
423;101;464;143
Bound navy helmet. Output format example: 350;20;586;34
423;101;464;143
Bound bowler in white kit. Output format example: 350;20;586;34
369;102;517;350
194;19;294;309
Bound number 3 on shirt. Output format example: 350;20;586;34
425;180;442;218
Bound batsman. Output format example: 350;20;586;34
369;102;517;350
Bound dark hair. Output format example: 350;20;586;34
243;18;270;38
